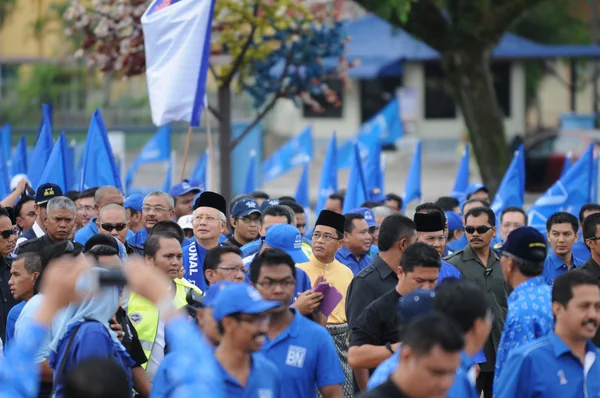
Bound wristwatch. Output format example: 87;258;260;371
385;342;395;355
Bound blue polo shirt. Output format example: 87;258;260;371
128;228;149;246
440;260;463;281
495;331;600;398
75;217;135;245
335;246;372;275
447;234;468;252
542;251;586;285
572;239;590;262
447;352;478;398
261;309;345;398
4;301;26;348
216;351;281;397
182;241;209;292
241;239;262;257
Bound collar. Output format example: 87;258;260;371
510;276;546;298
264;308;301;349
373;255;396;280
462;244;499;263
89;218;99;233
548;331;598;358
308;254;337;270
32;221;45;238
338;246;362;261
549;251;576;270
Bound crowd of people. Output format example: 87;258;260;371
1;178;600;397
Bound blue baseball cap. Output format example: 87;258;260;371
232;198;261;218
368;188;387;203
445;211;463;231
212;283;280;321
124;194;144;213
466;183;489;198
202;281;233;308
502;226;548;263
397;289;436;322
169;181;200;198
264;224;309;263
349;207;379;228
259;198;280;212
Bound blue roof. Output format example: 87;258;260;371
342;14;600;77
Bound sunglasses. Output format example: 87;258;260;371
0;228;18;239
465;225;493;235
100;223;127;232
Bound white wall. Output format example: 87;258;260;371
264;61;526;145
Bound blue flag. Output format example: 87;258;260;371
0;138;10;199
364;143;384;200
29;121;54;189
337;123;381;169
528;143;595;233
65;141;76;190
295;162;310;209
592;155;599;203
403;141;422;211
38;132;68;193
451;144;470;202
1;123;11;163
491;144;525;217
162;157;172;193
262;126;313;182
342;142;368;214
80;109;123;191
125;125;171;190
244;152;257;194
316;132;338;214
560;153;573;179
10;136;27;178
190;150;208;184
36;104;52;142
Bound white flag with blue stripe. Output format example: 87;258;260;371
141;0;216;127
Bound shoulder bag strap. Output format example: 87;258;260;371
49;323;84;396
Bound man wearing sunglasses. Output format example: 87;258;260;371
444;206;509;398
0;207;19;344
212;282;282;397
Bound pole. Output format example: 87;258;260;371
218;85;233;201
205;108;217;191
592;0;599;125
180;125;193;180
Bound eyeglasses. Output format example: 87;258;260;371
0;228;19;239
216;266;247;274
232;313;271;327
465;225;493;235
238;216;261;225
77;205;95;213
255;279;296;289
100;223;127;232
193;214;219;222
587;236;600;242
311;232;340;243
142;206;170;213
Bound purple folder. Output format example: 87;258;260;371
319;285;343;318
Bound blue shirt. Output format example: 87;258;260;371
440;260;463;281
49;321;135;398
447;234;468;252
0;321;48;398
572;239;590;262
542;251;586;285
495;331;600;398
494;276;554;393
151;317;225;398
182;240;209;292
4;301;26;348
128;228;149;246
261;309;345;398
335;246;373;275
216;351;281;398
447;352;478;398
243;256;311;303
75;217;134;245
240;239;262;257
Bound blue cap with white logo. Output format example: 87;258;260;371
349;207;379;228
202;281;233;308
212;283;280;321
232;197;262;218
264;224;309;263
259;198;280;212
124;194;144;213
169;181;200;198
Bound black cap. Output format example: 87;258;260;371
501;226;547;263
35;183;63;205
193;191;227;215
414;212;444;232
315;210;345;233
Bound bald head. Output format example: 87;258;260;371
99;204;127;219
95;186;124;209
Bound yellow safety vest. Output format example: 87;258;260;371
127;277;201;367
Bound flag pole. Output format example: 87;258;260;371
180;125;193;180
205;108;216;191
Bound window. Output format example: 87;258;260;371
359;77;402;123
302;79;344;118
424;63;456;119
492;62;511;117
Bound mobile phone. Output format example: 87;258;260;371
313;282;330;295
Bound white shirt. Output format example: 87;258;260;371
16;221;45;246
145;319;165;382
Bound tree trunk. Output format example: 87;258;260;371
218;85;233;201
442;48;509;196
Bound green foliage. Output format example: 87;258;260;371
367;0;415;23
0;0;17;28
